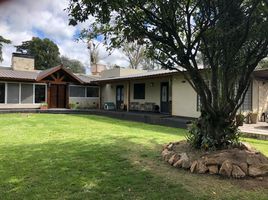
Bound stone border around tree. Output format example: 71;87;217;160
162;141;268;179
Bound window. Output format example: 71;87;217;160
134;83;145;99
0;83;5;103
21;84;33;104
240;84;252;111
70;86;85;97
35;85;46;103
7;83;19;103
87;87;99;97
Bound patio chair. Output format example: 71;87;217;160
104;102;116;110
144;102;155;112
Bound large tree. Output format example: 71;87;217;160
16;37;61;70
60;55;86;73
68;1;268;149
0;36;11;62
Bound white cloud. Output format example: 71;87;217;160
0;0;128;72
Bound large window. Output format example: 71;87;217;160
0;83;5;103
70;86;99;98
21;84;33;104
7;83;19;103
35;85;46;103
87;87;99;97
133;83;145;99
70;86;86;97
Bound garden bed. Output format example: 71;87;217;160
162;141;268;179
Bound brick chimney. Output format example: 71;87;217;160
11;53;35;71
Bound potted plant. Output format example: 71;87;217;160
235;113;245;126
40;102;48;110
69;102;77;110
249;112;258;124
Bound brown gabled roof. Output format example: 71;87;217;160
0;68;39;81
36;65;84;84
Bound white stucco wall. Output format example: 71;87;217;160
172;74;200;118
101;77;171;110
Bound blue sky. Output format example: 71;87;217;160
0;0;128;71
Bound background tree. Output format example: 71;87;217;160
122;41;159;70
122;41;146;69
68;0;268;149
16;37;61;70
60;56;86;73
0;36;11;62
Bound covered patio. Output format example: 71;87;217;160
95;70;175;114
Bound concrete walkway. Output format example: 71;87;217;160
239;122;268;140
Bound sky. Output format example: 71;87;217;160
0;0;129;72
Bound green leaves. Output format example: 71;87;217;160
0;36;11;62
15;37;61;70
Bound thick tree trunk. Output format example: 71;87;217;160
188;110;239;150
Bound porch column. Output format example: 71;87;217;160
98;84;102;110
126;81;130;112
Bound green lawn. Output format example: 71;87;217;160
0;114;267;200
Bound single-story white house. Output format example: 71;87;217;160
0;53;268;121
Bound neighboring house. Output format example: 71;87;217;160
1;53;268;121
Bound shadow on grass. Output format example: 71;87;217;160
0;138;196;200
67;114;188;137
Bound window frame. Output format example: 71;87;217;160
133;83;145;100
69;85;100;98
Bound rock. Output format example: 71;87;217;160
161;149;174;162
205;157;218;166
238;162;248;175
232;165;246;179
182;159;191;169
196;161;208;174
259;164;268;174
167;143;174;150
179;153;191;169
248;166;263;177
161;149;171;158
168;154;180;165
173;159;183;168
219;160;233;177
173;153;190;169
248;166;266;177
208;165;219;175
190;160;198;173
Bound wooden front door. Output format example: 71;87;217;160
160;82;169;113
116;85;124;109
49;84;67;108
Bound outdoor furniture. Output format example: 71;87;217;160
104;102;115;110
130;102;140;111
144;102;155;112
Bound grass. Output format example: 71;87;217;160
0;113;267;200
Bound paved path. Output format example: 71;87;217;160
239;122;268;140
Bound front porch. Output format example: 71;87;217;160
99;75;173;114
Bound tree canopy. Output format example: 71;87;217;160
0;36;11;62
60;55;86;73
16;37;61;70
68;0;268;149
